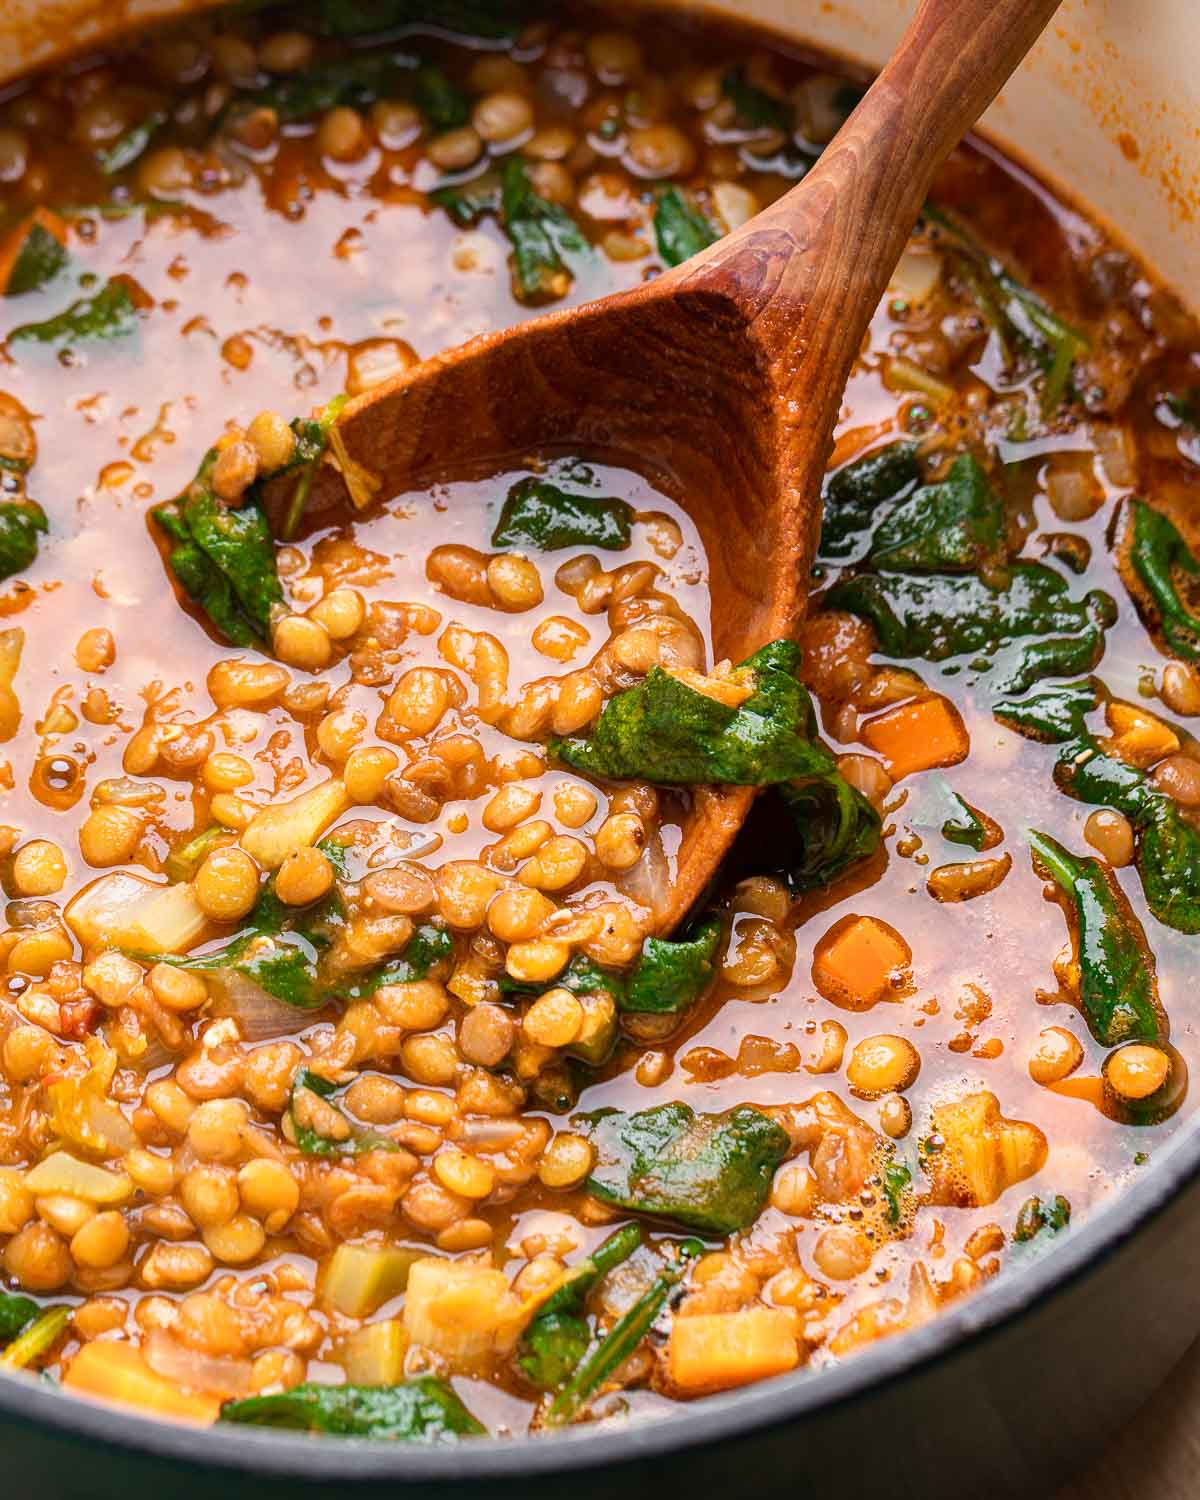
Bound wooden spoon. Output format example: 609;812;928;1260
323;0;1063;932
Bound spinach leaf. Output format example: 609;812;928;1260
222;1377;484;1440
0;1292;40;1344
926;203;1089;415
0;501;47;580
543;1239;701;1428
583;1101;790;1234
432;171;501;227
622;917;721;1015
1117;497;1200;662
153;454;284;647
433;159;592;302
818;440;921;564
518;1223;642;1390
1014;1193;1071;1244
97;111;167;175
340;920;454;997
868;454;1004;574
906;775;989;851
413;64;468;130
3;216;70;296
827;564;1116;694
880;1160;912;1226
288;1067;397;1156
176;928;326;1008
158;861;449;1010
1028;830;1168;1047
721;66;791;132
1138;797;1200;937
9;278;138;349
279;395;348;539
1164;389;1200;429
491;477;632;552
653;186;719;268
554;639;833;786
996;681;1200;934
776;773;881;891
502;927;719;1022
500;158;592;304
311;0;525;39
237;54;410;122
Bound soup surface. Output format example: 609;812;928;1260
0;0;1196;1441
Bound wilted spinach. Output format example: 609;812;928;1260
653;186;719;268
553;639;834;785
288;1068;399;1156
491;476;633;551
153;456;284;649
435;159;593;303
1116;497;1200;662
2;216;71;296
583;1101;790;1234
827;565;1116;695
1028;830;1168;1046
517;1224;642;1390
222;1377;484;1440
776;774;881;892
0;501;47;580
543;1239;701;1428
867;454;1005;574
996;681;1200;934
926;203;1089;416
9;277;139;350
818;440;921;564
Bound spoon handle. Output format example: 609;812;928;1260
684;0;1063;487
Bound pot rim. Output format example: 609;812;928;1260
0;0;1195;1481
0;1114;1195;1480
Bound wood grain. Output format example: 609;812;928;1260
321;0;1064;932
1055;1338;1200;1500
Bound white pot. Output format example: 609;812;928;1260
1;0;1195;301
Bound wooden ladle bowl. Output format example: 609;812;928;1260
321;0;1063;932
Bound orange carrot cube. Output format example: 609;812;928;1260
63;1341;221;1425
668;1308;799;1393
860;694;968;779
812;913;912;1009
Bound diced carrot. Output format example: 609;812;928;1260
63;1341;221;1425
668;1308;799;1393
860;694;968;779
1104;702;1179;768
827;421;896;472
0;208;68;295
812;913;912;1009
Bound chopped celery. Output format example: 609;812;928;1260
320;1244;424;1317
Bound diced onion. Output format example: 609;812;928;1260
889;248;943;306
711;181;758;233
207;969;327;1042
616;830;669;916
144;1330;252;1400
24;1151;132;1204
239;777;349;869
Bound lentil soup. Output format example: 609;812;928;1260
0;0;1195;1443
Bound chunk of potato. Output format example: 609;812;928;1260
924;1090;1047;1207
